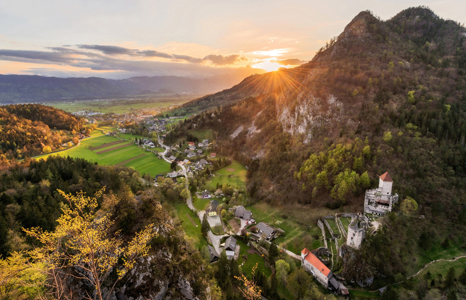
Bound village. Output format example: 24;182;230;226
94;112;405;298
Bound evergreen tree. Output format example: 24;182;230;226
268;241;279;265
459;266;466;285
201;214;210;237
446;267;456;289
447;289;458;300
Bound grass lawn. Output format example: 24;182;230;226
236;239;272;278
35;129;171;177
193;195;211;211
188;129;214;141
206;160;247;190
118;133;145;140
340;217;351;231
417;244;465;268
248;202;326;254
173;203;208;250
349;289;381;299
326;218;339;235
415;257;466;284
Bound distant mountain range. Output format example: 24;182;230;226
0;69;264;103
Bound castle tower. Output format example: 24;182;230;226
378;172;393;196
347;215;366;249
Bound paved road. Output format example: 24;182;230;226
158;136;194;210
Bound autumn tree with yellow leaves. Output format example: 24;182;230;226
235;263;261;300
23;188;157;300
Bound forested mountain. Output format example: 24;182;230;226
0;104;84;160
0;69;263;103
166;6;466;287
0;156;207;299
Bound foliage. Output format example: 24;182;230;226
23;189;156;300
400;196;418;214
235;263;262;300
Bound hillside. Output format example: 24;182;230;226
0;69;263;103
165;7;466;288
0;104;84;159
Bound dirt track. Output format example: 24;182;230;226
89;140;125;151
96;143;132;154
115;154;146;166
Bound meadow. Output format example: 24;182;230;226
206;160;247;190
35;129;171;177
46;95;197;114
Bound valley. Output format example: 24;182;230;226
1;5;466;300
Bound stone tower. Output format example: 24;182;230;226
347;214;366;249
378;172;393;196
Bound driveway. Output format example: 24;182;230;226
208;230;228;254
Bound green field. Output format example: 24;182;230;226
248;202;326;254
348;289;381;299
173;203;207;250
236;239;272;278
35;129;171;177
326;219;339;235
340;217;351;231
206;160;247;190
46;96;197;114
193;195;212;211
188;129;214;141
414;257;466;284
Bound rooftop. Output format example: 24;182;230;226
301;248;331;277
379;172;393;182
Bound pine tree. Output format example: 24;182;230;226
459;266;466;285
201;213;210;237
446;267;456;289
268;242;279;265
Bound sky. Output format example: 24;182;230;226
0;0;465;79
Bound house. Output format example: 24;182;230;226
199;159;208;167
256;222;276;240
187;151;196;158
197;150;203;154
183;159;191;165
169;156;177;161
167;171;178;178
210;153;216;158
208;245;220;263
235;206;253;221
202;190;213;199
364;172;399;216
206;199;219;216
202;139;209;145
301;248;348;295
188;142;195;146
224;236;237;259
215;189;224;197
189;145;196;151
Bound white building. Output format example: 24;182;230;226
364;172;399;216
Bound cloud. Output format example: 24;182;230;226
78;44;135;56
271;58;307;66
0;45;253;78
203;54;246;66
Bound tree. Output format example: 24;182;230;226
287;269;312;299
235;263;261;300
459;266;466;285
383;131;393;143
360;171;371;189
201;213;210;237
170;161;177;170
23;189;156;300
275;259;290;286
447;289;458;300
268;242;279;265
180;188;190;200
42;146;52;154
400;197;418;214
445;267;455;289
381;285;398;300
